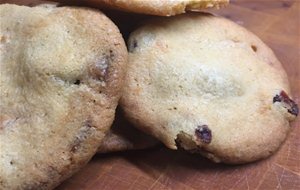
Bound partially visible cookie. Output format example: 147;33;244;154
98;107;159;153
55;0;229;16
0;4;127;189
121;13;298;164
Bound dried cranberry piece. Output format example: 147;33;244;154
288;105;299;116
273;90;299;116
273;94;281;103
195;125;212;144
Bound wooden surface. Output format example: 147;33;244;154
2;0;300;189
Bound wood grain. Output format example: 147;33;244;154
2;0;299;189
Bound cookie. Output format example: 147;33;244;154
98;107;159;153
56;0;229;16
0;4;127;189
121;13;298;164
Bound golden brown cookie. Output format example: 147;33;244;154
121;13;298;164
0;4;127;189
55;0;229;16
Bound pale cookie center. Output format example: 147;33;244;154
152;63;244;100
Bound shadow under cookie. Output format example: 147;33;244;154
98;107;160;153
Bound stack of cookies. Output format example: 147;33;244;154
0;0;298;189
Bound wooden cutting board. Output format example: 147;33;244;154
3;0;300;189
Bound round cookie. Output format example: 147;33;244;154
0;4;127;189
121;13;298;164
98;107;159;153
55;0;229;16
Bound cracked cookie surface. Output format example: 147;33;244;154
0;4;127;189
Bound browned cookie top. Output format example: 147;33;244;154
55;0;229;16
0;4;127;189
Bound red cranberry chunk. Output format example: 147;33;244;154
273;90;298;116
195;125;212;144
